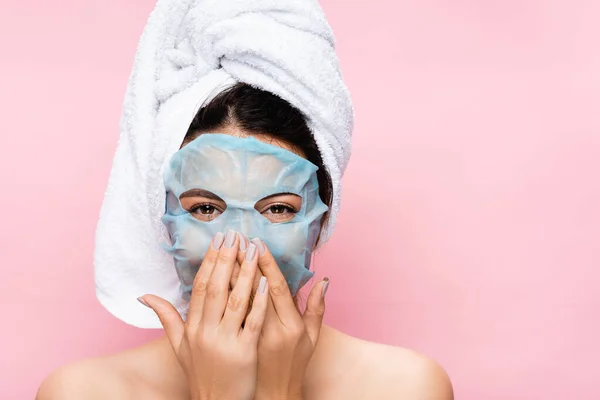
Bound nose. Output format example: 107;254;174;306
238;208;259;240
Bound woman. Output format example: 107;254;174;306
37;83;453;400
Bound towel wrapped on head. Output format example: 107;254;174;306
94;0;354;328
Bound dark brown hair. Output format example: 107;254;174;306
182;82;333;245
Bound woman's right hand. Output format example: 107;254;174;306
139;229;269;400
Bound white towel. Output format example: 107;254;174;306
94;0;354;328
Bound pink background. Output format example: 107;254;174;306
1;0;599;398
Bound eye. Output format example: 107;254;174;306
266;204;294;214
191;204;219;215
259;203;298;222
184;202;225;222
254;193;302;224
179;189;227;222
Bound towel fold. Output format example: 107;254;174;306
94;0;354;328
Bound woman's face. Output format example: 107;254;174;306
162;126;328;299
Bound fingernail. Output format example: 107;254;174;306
224;229;237;248
137;297;150;308
258;276;267;294
321;278;330;298
239;235;248;252
246;243;257;261
211;232;225;250
250;238;265;256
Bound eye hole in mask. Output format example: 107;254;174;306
179;188;226;222
179;188;302;224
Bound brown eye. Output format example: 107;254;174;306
187;203;224;221
269;205;288;214
191;204;217;215
198;205;216;214
179;190;227;223
254;194;302;223
260;203;298;223
263;204;296;215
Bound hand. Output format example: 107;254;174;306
139;230;269;400
250;238;329;400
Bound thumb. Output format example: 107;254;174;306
138;294;185;352
302;278;329;345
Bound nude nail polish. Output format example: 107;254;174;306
246;243;257;261
137;297;150;308
224;229;237;248
239;235;248;252
321;277;330;298
258;276;267;294
250;238;265;256
212;232;225;250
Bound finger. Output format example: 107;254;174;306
239;234;249;255
203;229;240;327
241;276;269;343
231;261;241;289
222;242;258;332
251;238;300;326
252;267;279;327
248;265;278;328
139;294;185;353
230;234;248;289
187;231;224;328
249;261;264;294
302;278;329;345
263;292;279;331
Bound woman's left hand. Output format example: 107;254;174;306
249;238;330;400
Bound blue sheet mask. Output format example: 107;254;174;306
161;133;328;300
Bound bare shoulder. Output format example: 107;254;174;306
36;356;132;400
35;339;173;400
316;327;453;400
365;341;454;400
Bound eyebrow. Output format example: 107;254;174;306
179;189;225;202
257;192;300;201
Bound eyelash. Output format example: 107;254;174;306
189;203;224;214
262;203;298;214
